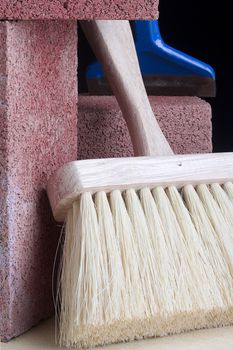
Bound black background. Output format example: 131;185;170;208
78;1;233;152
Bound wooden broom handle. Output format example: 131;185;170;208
80;20;173;157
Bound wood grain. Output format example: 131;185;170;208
80;20;173;157
47;153;233;221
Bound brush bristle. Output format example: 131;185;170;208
224;182;233;202
57;182;233;348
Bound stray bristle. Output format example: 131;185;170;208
57;182;233;348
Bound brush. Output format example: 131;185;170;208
47;20;233;349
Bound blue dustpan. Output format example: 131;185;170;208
86;20;216;97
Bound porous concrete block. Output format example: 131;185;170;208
0;0;159;20
0;20;77;341
77;95;212;159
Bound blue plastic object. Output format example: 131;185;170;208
86;20;216;97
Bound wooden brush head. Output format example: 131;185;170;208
47;152;233;222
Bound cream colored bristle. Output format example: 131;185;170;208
183;185;233;307
210;183;233;229
152;187;193;313
224;182;233;202
59;207;75;345
57;183;233;348
124;189;158;316
109;190;146;319
196;184;233;278
59;193;107;346
139;187;178;315
94;191;125;322
166;186;224;310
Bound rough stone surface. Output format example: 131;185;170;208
0;0;159;20
0;21;77;342
77;95;212;159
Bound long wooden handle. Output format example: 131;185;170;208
80;20;173;157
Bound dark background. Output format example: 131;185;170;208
78;1;233;152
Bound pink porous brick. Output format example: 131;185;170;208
77;95;212;160
0;0;159;20
0;21;77;341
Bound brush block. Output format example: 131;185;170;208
48;153;233;221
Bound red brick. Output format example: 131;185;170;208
77;95;212;160
0;20;77;341
0;0;159;20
